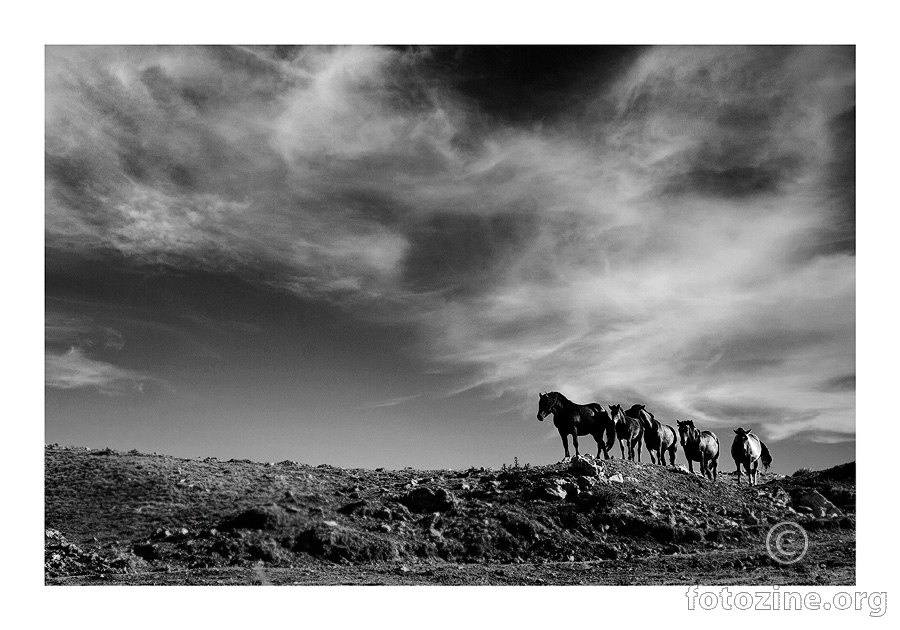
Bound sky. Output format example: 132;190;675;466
45;45;855;472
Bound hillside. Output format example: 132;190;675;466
45;445;855;585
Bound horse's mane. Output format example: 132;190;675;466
547;391;567;404
626;404;655;423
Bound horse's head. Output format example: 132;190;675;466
536;391;559;421
677;420;695;446
733;427;752;443
628;404;653;428
609;404;623;420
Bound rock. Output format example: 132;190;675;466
662;544;681;555
390;503;412;522
577;476;599;491
562;480;580;501
369;505;393;520
294;523;399;563
569;455;604;478
766;486;791;507
794;490;843;518
608;473;624;483
219;505;286;531
399;487;457;513
534;481;568;501
337;500;367;515
151;528;173;540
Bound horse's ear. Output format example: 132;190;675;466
734;428;740;434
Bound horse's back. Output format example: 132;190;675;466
700;431;719;457
731;433;760;462
662;424;678;449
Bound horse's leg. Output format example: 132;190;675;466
620;439;626;459
750;460;758;486
560;432;570;460
699;454;707;479
668;446;675;467
711;459;717;481
572;431;580;457
744;461;752;486
687;458;694;475
735;460;742;485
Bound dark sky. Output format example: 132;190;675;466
45;45;855;471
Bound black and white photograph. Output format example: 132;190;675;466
21;0;896;616
42;41;862;590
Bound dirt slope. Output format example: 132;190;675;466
44;445;855;585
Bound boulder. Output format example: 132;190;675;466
794;490;843;518
293;523;399;563
527;481;568;501
399;487;457;513
219;505;286;531
569;455;604;478
607;473;625;483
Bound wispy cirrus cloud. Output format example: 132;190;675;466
45;46;854;443
45;347;152;395
358;393;423;410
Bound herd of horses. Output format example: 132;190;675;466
536;391;773;485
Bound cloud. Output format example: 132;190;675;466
45;347;152;395
45;46;854;441
358;394;423;410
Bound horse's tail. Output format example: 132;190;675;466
760;441;773;471
604;415;617;453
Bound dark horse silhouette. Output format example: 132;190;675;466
626;404;678;466
609;404;643;461
676;420;719;480
536;391;616;460
731;427;773;486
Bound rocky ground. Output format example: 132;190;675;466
45;445;855;585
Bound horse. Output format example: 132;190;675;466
536;391;616;460
730;427;773;486
609;404;643;462
676;420;719;480
626;404;678;466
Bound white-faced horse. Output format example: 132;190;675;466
730;427;772;486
